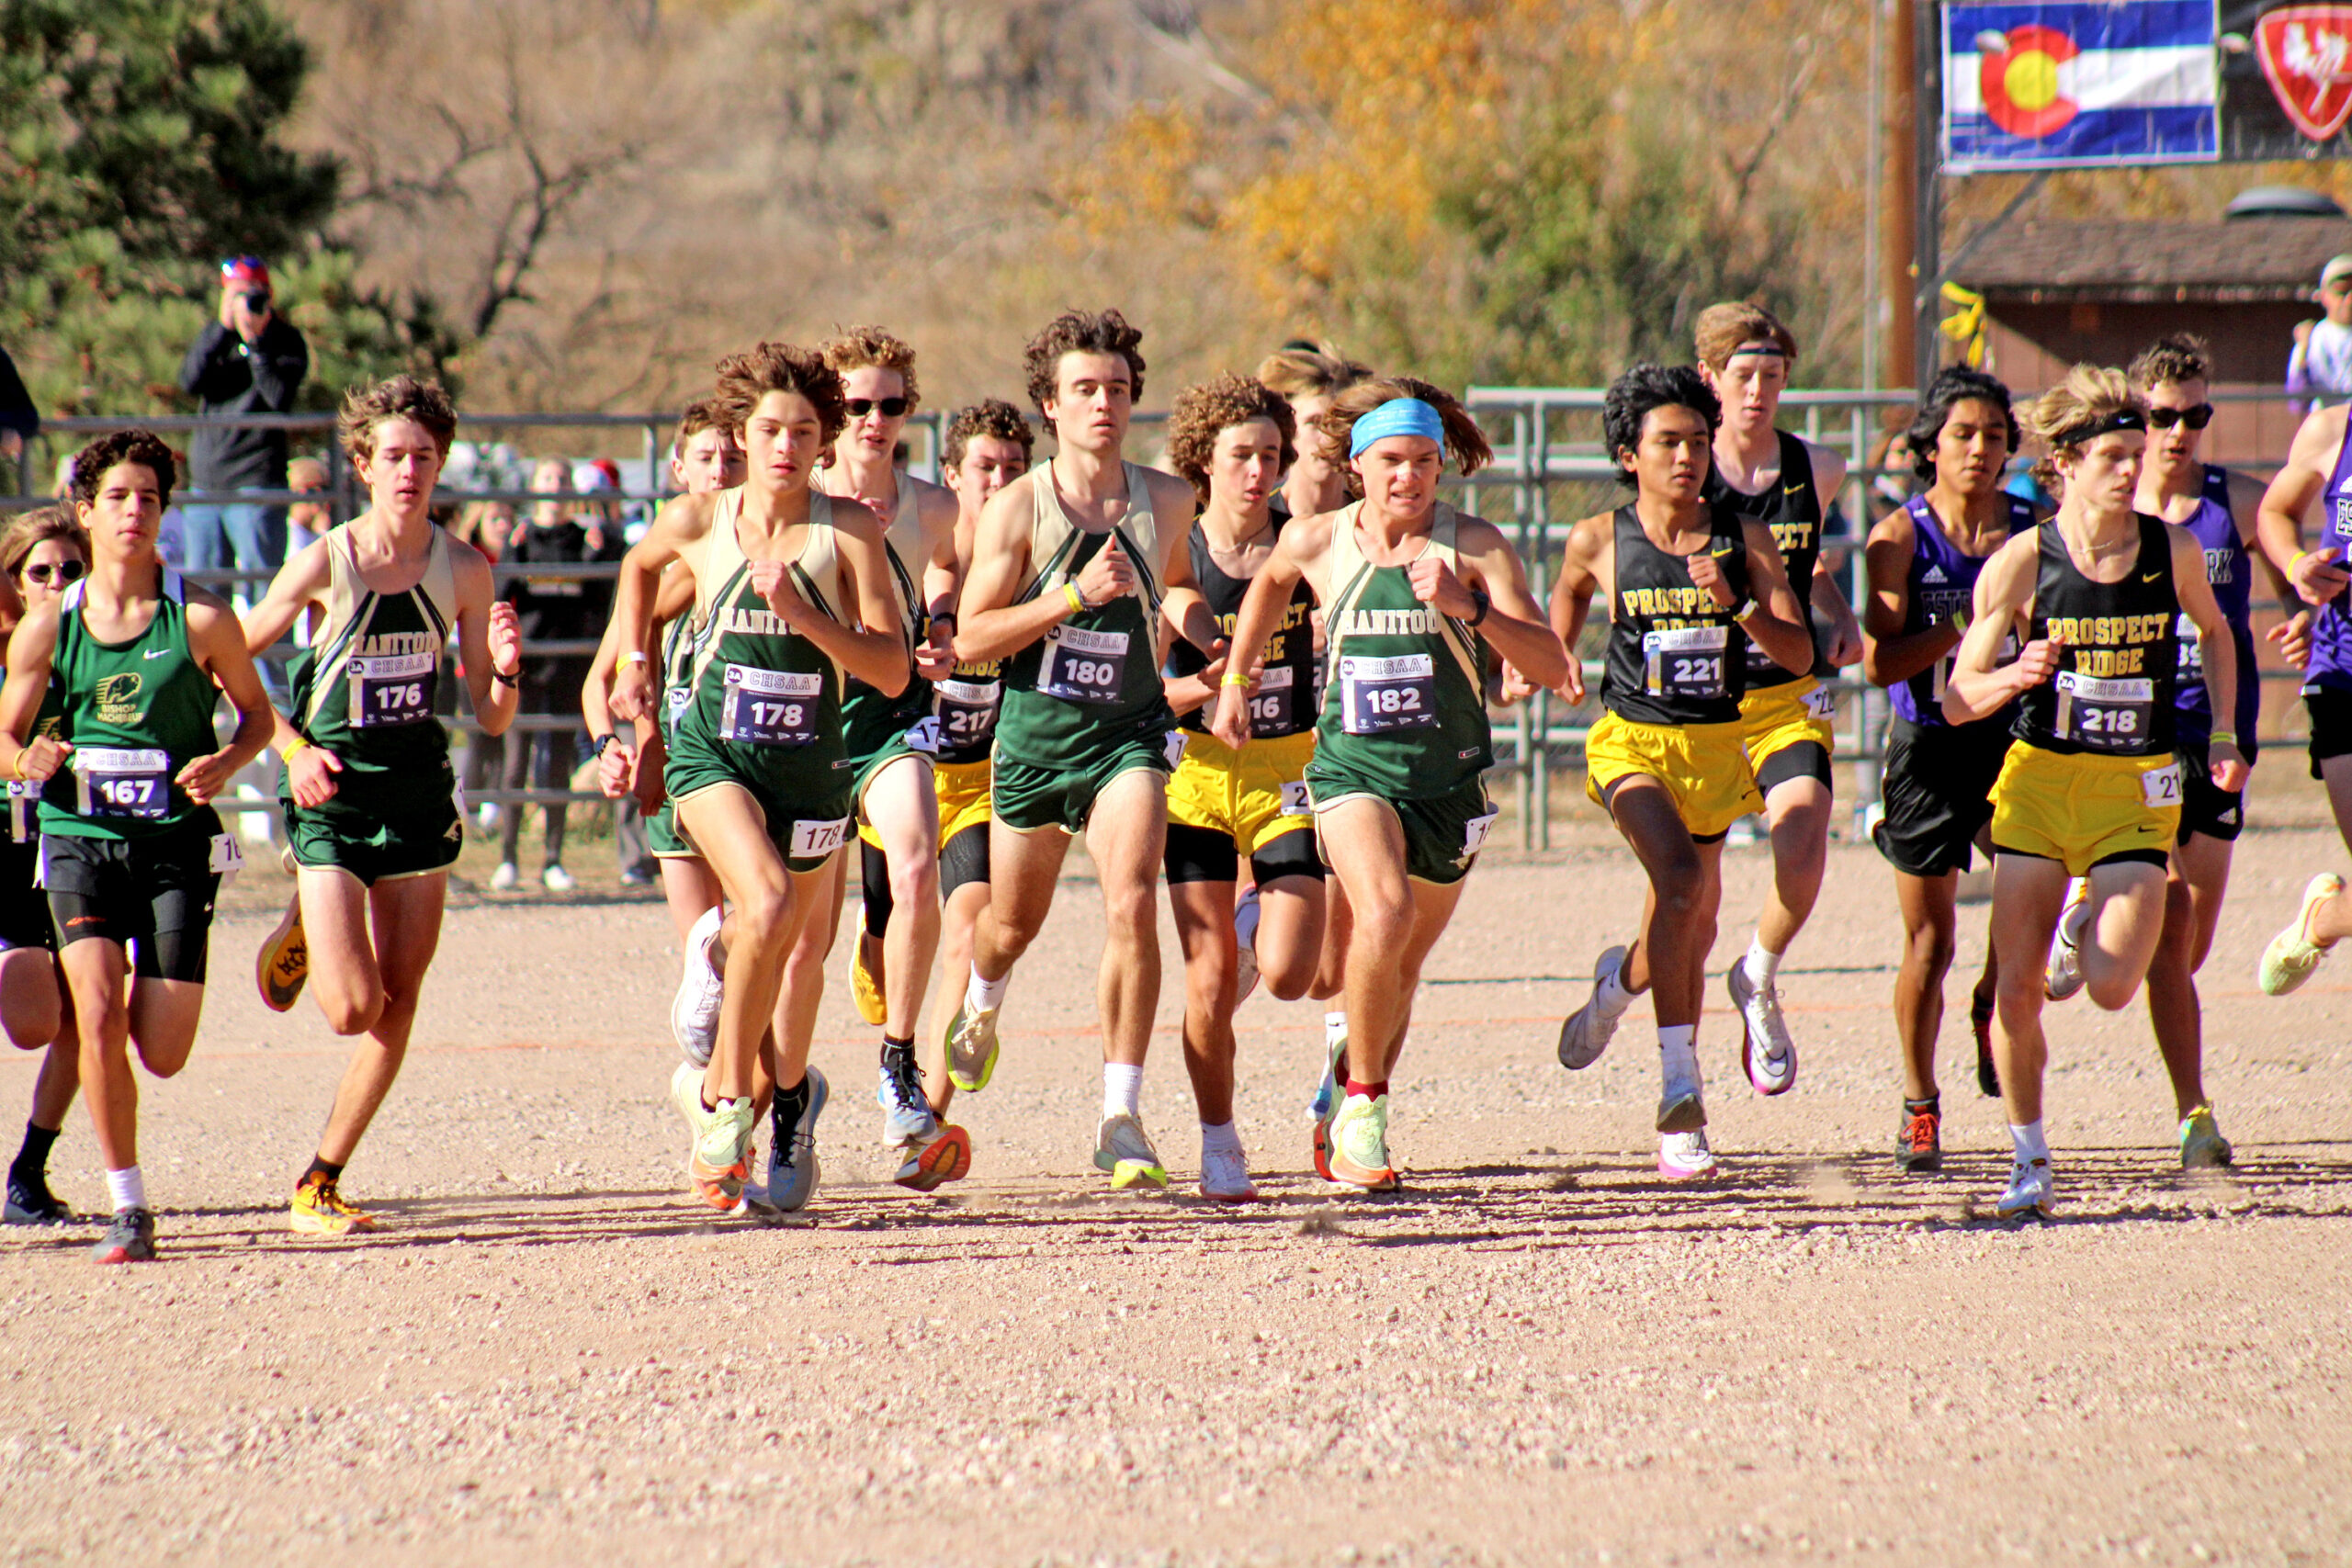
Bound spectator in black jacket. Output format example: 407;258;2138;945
0;344;36;470
492;458;620;892
176;256;308;584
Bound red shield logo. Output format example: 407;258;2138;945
2256;5;2352;141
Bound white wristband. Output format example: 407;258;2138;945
619;651;650;667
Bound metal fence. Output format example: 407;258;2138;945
6;393;2320;850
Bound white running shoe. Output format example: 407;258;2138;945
490;861;519;891
1657;1052;1706;1134
2043;882;2090;1002
1726;964;1796;1096
1996;1156;2056;1219
541;863;575;893
1232;885;1261;1005
2258;872;2345;998
1200;1144;1258;1203
671;905;726;1067
1557;944;1627;1070
1657;1129;1717;1179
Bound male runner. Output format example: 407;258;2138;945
611;342;911;1213
0;431;276;1262
1543;365;1813;1179
1161;373;1323;1201
1257;341;1372;519
241;376;525;1235
1859;367;2033;1170
939;309;1218;1190
913;400;1030;1122
2125;335;2301;1166
810;327;967;1176
1944;367;2244;1218
2246;370;2352;997
1;507;87;1223
1213;377;1565;1190
1694;302;1860;1095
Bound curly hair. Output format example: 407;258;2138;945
943;398;1035;471
2021;364;2146;490
673;395;728;451
1314;377;1490;483
2;504;87;581
1904;367;2019;482
2127;333;2213;391
1023;308;1146;417
1601;363;1720;482
69;430;177;510
337;375;458;468
713;341;848;448
819;324;922;412
1165;374;1298;503
1694;300;1799;370
1256;341;1372;401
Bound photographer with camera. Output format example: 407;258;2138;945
176;255;310;584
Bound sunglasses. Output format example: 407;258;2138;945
2146;403;2214;431
845;397;910;419
22;559;86;586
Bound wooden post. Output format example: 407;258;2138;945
1883;0;1917;394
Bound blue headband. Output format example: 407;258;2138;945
1349;397;1445;458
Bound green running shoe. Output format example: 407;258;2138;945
2178;1103;2233;1170
1092;1113;1167;1190
2259;873;2344;998
1327;1092;1399;1191
943;998;1001;1093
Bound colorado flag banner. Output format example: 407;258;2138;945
1944;2;2221;170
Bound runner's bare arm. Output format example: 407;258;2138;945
239;533;333;655
612;491;713;720
178;590;277;802
913;480;963;680
1446;515;1566;691
1207;521;1322;751
1148;468;1221;658
0;604;62;780
1860;508;1952;687
2257;405;2352;610
1942;534;2049;724
955;474;1064;663
2174;525;2248;791
1801;438;1862;666
1732;518;1815;677
2229;465;2313;666
1538;512;1613;704
583;563;695;742
798;506;916;694
450;543;522;738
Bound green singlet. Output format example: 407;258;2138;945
37;570;220;841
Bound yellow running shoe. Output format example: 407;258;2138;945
942;998;1001;1093
1327;1092;1400;1192
289;1176;375;1236
256;893;308;1013
846;927;886;1027
1092;1113;1168;1190
2178;1104;2233;1170
2258;873;2344;998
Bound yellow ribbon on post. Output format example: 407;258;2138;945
1939;281;1989;369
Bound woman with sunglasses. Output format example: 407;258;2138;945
2123;337;2306;1168
0;506;88;1224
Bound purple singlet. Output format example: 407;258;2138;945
2304;422;2352;696
2172;464;2259;752
1885;491;2035;728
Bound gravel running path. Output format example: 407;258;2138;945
4;827;2348;1565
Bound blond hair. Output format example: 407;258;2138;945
2021;364;2146;490
1256;342;1372;401
1693;301;1798;370
819;325;921;412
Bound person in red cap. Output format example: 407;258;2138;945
175;257;310;584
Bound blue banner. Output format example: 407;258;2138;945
1945;1;2222;170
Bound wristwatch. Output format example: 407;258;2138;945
1465;589;1491;627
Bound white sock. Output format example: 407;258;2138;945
2008;1120;2049;1165
1102;1062;1143;1119
1595;953;1636;1019
107;1165;146;1213
1200;1119;1243;1158
966;965;1008;1015
1743;938;1781;987
1658;1025;1700;1095
1325;1010;1348;1048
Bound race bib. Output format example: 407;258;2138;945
663;683;692;739
1339;653;1438;735
903;716;943;756
1461;807;1498;857
346;651;437;729
1162;729;1189;769
209;832;244;876
2142;761;2184;809
1278;779;1312;817
1036;625;1128;705
933;677;1001;750
1247;663;1298;738
2052;671;2154;752
2174;612;2204;687
1643;626;1728;702
6;779;32;843
1801;684;1836;720
72;747;169;820
719;665;822;748
788;815;850;861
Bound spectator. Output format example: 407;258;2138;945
0;343;36;469
175;255;309;585
2289;254;2352;411
453;498;516;561
285;456;333;552
492;458;606;892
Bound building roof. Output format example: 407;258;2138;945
1955;217;2352;303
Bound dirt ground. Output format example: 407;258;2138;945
3;802;2350;1566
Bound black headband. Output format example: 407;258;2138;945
2047;408;2146;450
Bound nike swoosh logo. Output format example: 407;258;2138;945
144;648;171;660
2142;572;2162;582
1783;483;1804;495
